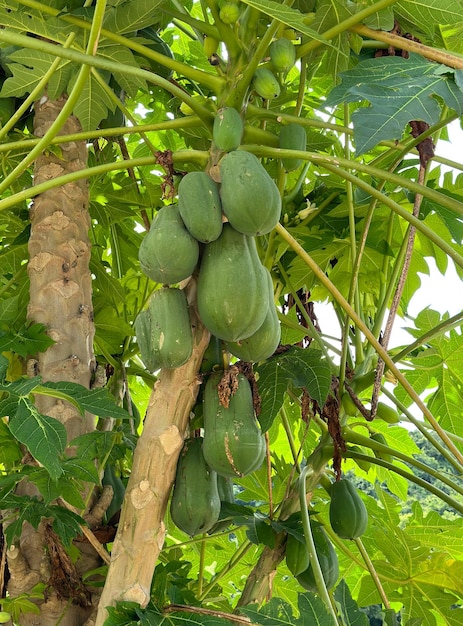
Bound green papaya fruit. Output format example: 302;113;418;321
376;402;400;424
102;464;126;523
200;335;224;374
370;432;393;463
226;267;280;362
253;67;281;99
269;38;296;73
197;224;268;342
178;171;223;243
148;287;193;369
213;107;244;152
137;27;174;79
219;2;241;24
138;204;199;284
296;525;339;592
329;478;368;540
286;533;310;576
219;150;281;236
208;474;236;533
203;370;266;478
134;308;157;372
0;611;11;624
170;437;221;536
278;123;307;171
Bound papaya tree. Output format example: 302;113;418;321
0;1;463;625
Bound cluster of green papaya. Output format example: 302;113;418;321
170;369;265;536
285;478;368;592
137;105;283;366
253;37;297;101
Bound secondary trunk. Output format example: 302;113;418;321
6;96;99;626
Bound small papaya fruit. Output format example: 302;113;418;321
102;464;126;523
138;204;199;284
269;38;296;73
286;533;310;576
203;370;266;478
219;150;281;236
376;402;400;424
329;478;368;540
199;335;223;374
278;123;306;171
213;107;244;152
226;267;280;362
209;474;236;533
253;67;281;99
370;432;393;463
197;224;268;342
219;2;241;24
178;171;223;243
147;287;193;369
170;437;221;536
296;525;339;592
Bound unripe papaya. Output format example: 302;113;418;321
178;172;223;243
219;150;281;236
209;474;236;533
213;107;243;152
269;38;296;73
278;123;307;171
197;224;268;342
102;464;126;523
226;267;280;362
370;432;393;463
329;478;368;540
286;533;310;576
296;525;339;592
204;36;219;59
203;370;266;478
149;287;193;369
219;2;241;24
138;204;199;284
253;67;281;99
134;308;157;372
376;402;400;424
170;437;221;536
0;611;11;624
199;335;223;374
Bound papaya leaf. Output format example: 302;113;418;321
38;381;131;420
326;54;463;154
256;348;331;432
9;400;66;481
0;323;54;358
396;0;463;35
102;0;167;35
239;0;334;48
240;592;337;625
334;579;369;626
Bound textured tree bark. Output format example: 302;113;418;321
6;96;99;626
95;296;210;626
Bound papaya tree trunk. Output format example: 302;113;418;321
95;294;210;626
6;96;99;626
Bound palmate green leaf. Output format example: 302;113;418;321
9;400;66;481
1;50;73;100
334;579;369;626
102;0;167;35
0;323;54;359
38;381;131;421
0;1;71;43
240;0;334;48
256;348;331;432
241;592;337;626
407;502;463;559
326;54;463;154
396;0;463;35
99;45;147;97
73;73;115;132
